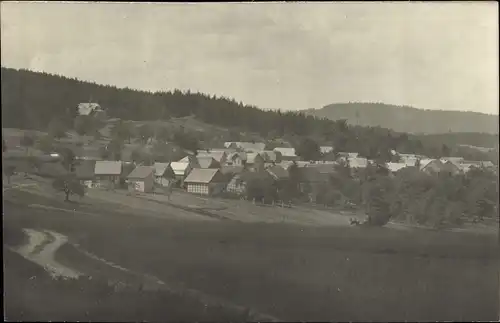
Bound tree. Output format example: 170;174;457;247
137;124;154;144
156;126;170;142
48;118;67;138
20;132;35;153
36;135;55;153
56;147;76;172
74;115;91;136
295;137;321;161
441;144;451;157
98;146;110;159
4;165;16;184
173;130;199;152
107;138;124;160
111;121;132;143
52;176;85;201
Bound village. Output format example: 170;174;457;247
3;101;496;210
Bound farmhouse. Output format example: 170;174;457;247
184;168;226;196
126;166;155;193
152;162;175;187
94;161;122;189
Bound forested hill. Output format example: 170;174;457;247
305;103;498;135
1;67;497;163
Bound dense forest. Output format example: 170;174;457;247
1;67;497;163
306;103;499;135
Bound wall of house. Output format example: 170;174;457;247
187;183;210;195
155;176;173;187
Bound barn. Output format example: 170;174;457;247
184;168;226;196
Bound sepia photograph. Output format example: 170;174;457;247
2;1;499;322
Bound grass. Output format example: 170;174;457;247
4;248;254;322
4;189;499;321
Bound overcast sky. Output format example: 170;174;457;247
1;2;498;114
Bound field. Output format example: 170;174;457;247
3;176;499;322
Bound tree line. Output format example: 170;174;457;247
2;67;496;164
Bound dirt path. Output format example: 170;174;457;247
9;229;82;279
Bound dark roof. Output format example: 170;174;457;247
127;165;154;179
299;167;329;183
266;165;289;180
75;160;96;179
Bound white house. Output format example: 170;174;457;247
152;162;176;187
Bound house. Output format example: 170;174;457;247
75;160;96;188
245;152;265;170
170;162;193;187
196;150;227;165
339;156;369;169
419;159;444;174
197;156;221;169
224;142;266;152
225;151;247;166
226;173;247;195
320;146;334;154
184;168;227;196
77;102;107;120
94;161;122;189
386;162;409;174
273;147;298;161
126;166;155;193
179;155;201;168
260;150;282;163
297;167;330;201
152;162;176;187
441;161;461;175
226;169;274;196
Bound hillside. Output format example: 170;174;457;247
305;103;498;135
1;67;497;163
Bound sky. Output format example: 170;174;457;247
1;2;498;115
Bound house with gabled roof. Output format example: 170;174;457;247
75;159;96;188
94;160;123;189
245;152;265;171
77;102;107;120
126;165;155;193
153;162;176;187
196;150;227;165
197;156;221;169
224;142;266;152
184;168;227;196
